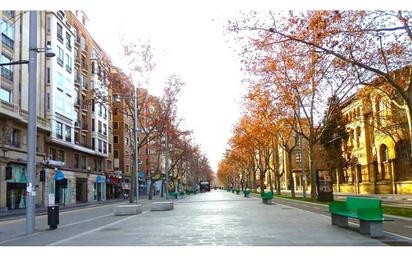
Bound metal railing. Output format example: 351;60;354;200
1;66;13;81
1;33;14;49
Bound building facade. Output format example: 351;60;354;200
337;85;412;194
1;10;117;213
0;11;50;212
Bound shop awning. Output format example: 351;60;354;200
96;175;103;183
54;171;65;181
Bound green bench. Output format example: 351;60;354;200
179;191;185;198
261;191;273;204
235;189;241;195
169;192;178;199
243;190;251;197
231;189;235;193
329;197;386;238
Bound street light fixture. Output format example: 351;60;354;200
112;89;140;204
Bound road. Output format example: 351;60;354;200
0;190;411;246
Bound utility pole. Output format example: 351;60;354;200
165;124;170;200
298;108;307;198
133;88;139;204
26;11;38;234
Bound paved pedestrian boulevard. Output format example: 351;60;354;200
52;191;383;246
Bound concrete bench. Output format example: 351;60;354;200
329;197;386;238
114;204;142;216
151;201;174;211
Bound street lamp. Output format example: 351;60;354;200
113;89;139;204
0;11;56;235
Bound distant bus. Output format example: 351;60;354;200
199;181;210;192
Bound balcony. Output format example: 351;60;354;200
82;124;88;131
75;37;80;47
1;67;13;81
74;120;81;128
82;103;88;111
75;76;81;86
74;56;80;67
1;33;14;49
57;57;64;67
82;81;88;90
74;98;80;107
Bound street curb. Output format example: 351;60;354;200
270;195;412;221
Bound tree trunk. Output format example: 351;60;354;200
288;150;295;198
309;144;318;199
276;170;281;195
148;181;154;200
260;171;265;193
252;168;257;191
268;169;273;193
160;180;164;198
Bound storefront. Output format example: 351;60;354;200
95;176;103;201
105;176;121;199
54;170;72;205
76;177;88;203
6;164;27;210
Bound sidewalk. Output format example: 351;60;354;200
0;192;183;221
282;190;412;201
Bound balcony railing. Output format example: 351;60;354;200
82;124;88;131
1;67;13;81
82;81;88;90
2;33;14;49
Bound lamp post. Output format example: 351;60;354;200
0;11;55;235
113;88;139;204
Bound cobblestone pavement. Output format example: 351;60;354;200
6;190;386;246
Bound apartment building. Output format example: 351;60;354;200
0;11;50;212
110;67;134;196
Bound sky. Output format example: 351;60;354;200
86;5;246;172
5;0;409;173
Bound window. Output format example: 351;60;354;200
57;150;65;162
0;87;12;103
3;11;16;18
92;118;95;131
65;54;72;72
47;93;50;111
1;54;13;81
114;135;119;144
126;165;129;173
296;152;302;163
104;107;107;119
103;124;107;135
74;154;80;168
98;104;102;116
49;148;56;160
57;23;63;42
10;129;21;147
113;122;118;129
46;67;51;84
82;156;87;169
103;142;107;154
106;160;112;170
109;143;112;153
65;125;72;142
94;159;98;171
46;17;51;34
98;139;102;152
92;137;95;150
57;46;64;66
114;149;119;158
56;121;63;139
125;137;129;145
92;99;95;112
1;18;15;49
356;127;361;148
65;32;72;50
98;120;102;133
